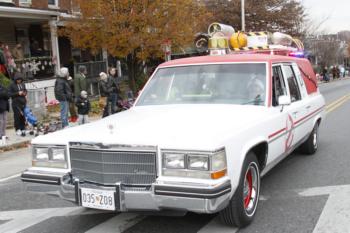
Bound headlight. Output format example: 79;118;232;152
162;149;227;179
51;148;66;161
32;145;67;169
164;153;185;169
34;147;49;160
188;155;209;170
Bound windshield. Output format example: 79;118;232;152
136;63;267;106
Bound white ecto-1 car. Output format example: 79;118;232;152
22;53;325;227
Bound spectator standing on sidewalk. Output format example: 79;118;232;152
75;90;90;125
54;67;73;128
0;82;9;140
0;42;8;76
74;66;87;99
12;43;24;60
67;76;78;123
108;67;120;114
99;72;112;118
8;73;27;136
340;66;345;78
322;66;329;82
332;66;338;80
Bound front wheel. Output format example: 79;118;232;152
220;152;260;227
299;123;319;155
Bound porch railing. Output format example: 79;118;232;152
14;56;55;80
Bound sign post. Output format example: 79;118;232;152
162;39;172;61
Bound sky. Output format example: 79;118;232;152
302;0;350;33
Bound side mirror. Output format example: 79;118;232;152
278;95;291;106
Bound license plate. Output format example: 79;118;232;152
80;188;116;211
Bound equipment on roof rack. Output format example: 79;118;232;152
194;22;305;57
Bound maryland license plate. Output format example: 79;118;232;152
80;188;116;211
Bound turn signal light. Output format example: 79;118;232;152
211;169;227;179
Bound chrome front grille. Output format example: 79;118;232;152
69;147;157;185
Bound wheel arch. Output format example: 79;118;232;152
247;141;268;172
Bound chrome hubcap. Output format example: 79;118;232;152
313;126;318;149
243;163;259;215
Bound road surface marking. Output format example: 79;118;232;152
325;94;350;113
0;173;21;183
325;94;350;111
0;207;84;233
85;213;144;233
299;184;350;233
197;215;238;233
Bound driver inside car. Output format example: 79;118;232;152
247;77;265;105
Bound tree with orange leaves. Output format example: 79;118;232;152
60;0;209;93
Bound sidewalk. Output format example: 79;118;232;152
317;75;350;85
0;115;101;152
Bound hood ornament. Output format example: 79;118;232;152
107;123;115;134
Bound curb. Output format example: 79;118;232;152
0;140;31;153
0;116;102;152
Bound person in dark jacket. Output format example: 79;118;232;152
108;67;122;114
54;67;73;128
67;76;78;123
8;73;27;136
75;90;90;125
74;65;87;98
99;72;113;118
0;83;9;139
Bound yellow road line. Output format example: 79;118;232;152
325;94;350;111
326;95;350;113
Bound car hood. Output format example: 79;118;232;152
33;105;271;150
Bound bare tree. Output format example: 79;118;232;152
205;0;305;37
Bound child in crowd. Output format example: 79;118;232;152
75;90;90;125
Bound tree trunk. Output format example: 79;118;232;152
126;52;137;95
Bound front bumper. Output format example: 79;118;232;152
21;169;232;214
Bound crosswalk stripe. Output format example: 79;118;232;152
85;213;145;233
0;173;21;183
197;216;238;233
299;184;350;233
0;207;83;233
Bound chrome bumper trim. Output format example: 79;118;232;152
154;181;231;199
22;169;232;214
21;170;66;185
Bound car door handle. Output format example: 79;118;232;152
306;106;311;109
292;111;299;114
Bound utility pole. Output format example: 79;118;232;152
241;0;245;31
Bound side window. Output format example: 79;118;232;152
283;65;301;102
292;64;308;99
272;66;287;106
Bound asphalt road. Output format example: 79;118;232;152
1;78;350;233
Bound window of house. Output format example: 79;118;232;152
272;66;287;106
284;65;301;102
48;0;58;8
18;0;31;7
